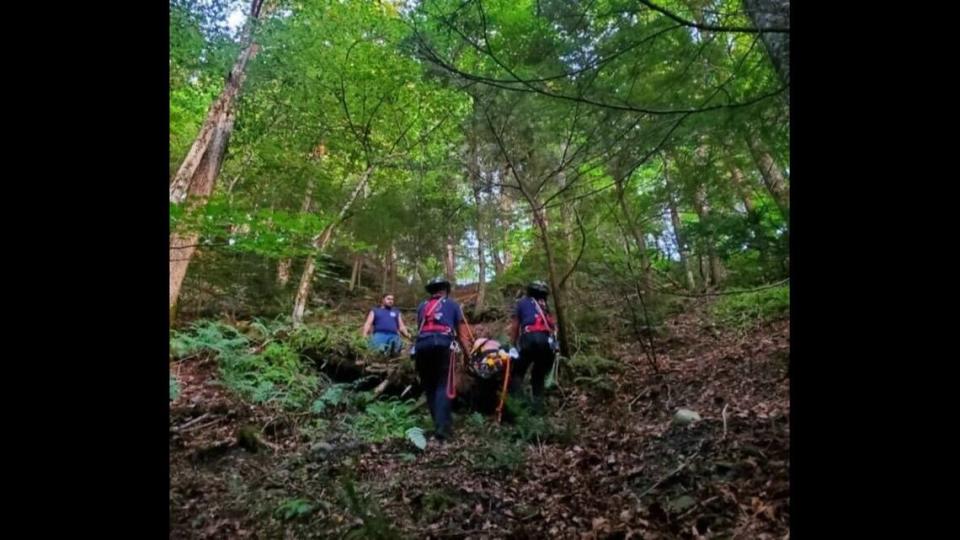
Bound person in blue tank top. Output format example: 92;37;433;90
362;293;410;356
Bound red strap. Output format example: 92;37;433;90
419;298;451;334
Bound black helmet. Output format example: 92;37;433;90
526;280;549;298
425;277;451;294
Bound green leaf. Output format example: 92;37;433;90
405;427;427;450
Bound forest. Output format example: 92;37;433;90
169;0;789;537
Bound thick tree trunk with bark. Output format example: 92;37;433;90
747;137;789;219
743;0;790;87
169;0;266;318
169;112;236;317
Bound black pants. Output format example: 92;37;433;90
509;332;555;405
414;334;454;436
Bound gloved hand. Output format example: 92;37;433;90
508;347;519;359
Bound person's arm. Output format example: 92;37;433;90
362;311;374;337
397;312;411;339
508;301;521;344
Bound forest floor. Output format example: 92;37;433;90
170;299;789;539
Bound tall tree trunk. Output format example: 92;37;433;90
169;113;236;318
747;137;789;219
277;259;292;287
381;248;391;296
468;139;487;310
498;184;514;271
662;157;697;291
169;0;266;318
292;166;374;325
511;171;570;356
444;233;456;287
492;248;505;277
349;255;361;292
473;185;486;312
389;242;397;293
668;197;697;292
729;167;756;214
742;0;790;87
730;166;769;259
692;185;726;287
533;207;570;357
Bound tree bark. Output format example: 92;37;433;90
169;0;266;317
349;255;361;292
169;112;236;318
444;233;457;287
747;137;789;219
470;142;487;312
742;0;790;87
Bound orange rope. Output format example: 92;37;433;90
495;356;512;423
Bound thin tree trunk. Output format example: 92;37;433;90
292;166;374;325
533;207;569;357
349;255;361;292
666;197;696;292
469;144;486;311
444;233;456;287
499;184;514;270
381;248;391;295
663;159;697;291
390;243;398;293
611;157;651;291
693;184;726;287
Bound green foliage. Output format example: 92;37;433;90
275;498;314;522
348;399;425;443
287;323;371;363
170;375;181;401
311;383;350;414
170;320;249;359
170;320;320;410
711;285;789;328
221;342;319;410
